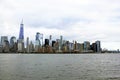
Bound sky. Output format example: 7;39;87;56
0;0;120;50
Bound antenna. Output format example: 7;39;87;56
21;19;23;24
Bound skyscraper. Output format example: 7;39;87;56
29;41;34;53
96;40;101;53
1;36;8;47
1;36;9;52
10;36;16;48
35;32;41;46
49;35;52;46
18;20;24;52
26;37;29;53
59;35;63;50
35;32;41;52
10;36;17;52
45;39;49;46
19;20;24;40
84;41;90;51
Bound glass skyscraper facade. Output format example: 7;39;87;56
19;21;24;40
10;36;16;48
18;20;24;52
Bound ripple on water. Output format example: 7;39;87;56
0;54;120;80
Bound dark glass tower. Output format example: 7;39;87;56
19;20;24;40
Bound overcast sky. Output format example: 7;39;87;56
0;0;120;50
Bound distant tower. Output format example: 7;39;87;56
95;40;101;53
84;41;90;51
19;20;24;40
10;36;16;48
35;32;41;46
59;35;63;50
49;35;52;46
10;36;17;52
26;37;29;53
1;36;8;46
1;36;9;52
35;32;41;52
45;39;49;46
18;20;24;52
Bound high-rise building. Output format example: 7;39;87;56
80;43;84;52
55;39;60;51
1;36;9;52
45;39;49;46
84;41;90;51
74;41;77;50
59;35;63;50
29;41;34;53
10;36;16;48
10;36;17;52
18;20;24;52
69;42;74;51
19;20;24;40
52;41;56;47
96;40;101;53
26;37;29;53
35;32;41;52
17;39;24;52
92;43;97;52
49;35;52;46
1;36;8;47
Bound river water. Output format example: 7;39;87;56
0;54;120;80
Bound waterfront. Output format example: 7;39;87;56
0;54;120;80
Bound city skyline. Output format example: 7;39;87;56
0;0;120;50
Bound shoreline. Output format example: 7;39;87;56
0;52;119;54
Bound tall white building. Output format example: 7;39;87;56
49;35;52;47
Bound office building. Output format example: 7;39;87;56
49;35;52;46
96;40;101;53
10;36;17;52
92;43;97;52
69;42;74;51
10;36;16;48
84;41;90;52
59;36;63;50
1;36;9;52
1;36;8;46
35;32;41;52
29;41;34;53
18;20;24;52
19;20;24;40
80;43;84;52
17;39;24;52
26;37;29;53
52;41;56;47
74;41;77;50
45;39;49;46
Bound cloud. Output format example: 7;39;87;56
0;0;120;49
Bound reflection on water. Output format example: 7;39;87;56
0;54;120;80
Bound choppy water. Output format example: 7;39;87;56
0;54;120;80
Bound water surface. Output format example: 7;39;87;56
0;54;120;80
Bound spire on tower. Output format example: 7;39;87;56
21;19;23;24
